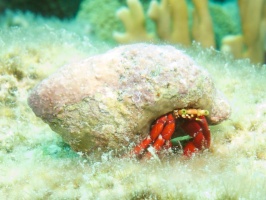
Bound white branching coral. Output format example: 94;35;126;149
114;0;215;48
148;0;190;45
113;0;154;43
221;0;266;63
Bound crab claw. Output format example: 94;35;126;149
131;113;176;158
132;136;152;155
183;142;197;156
130;109;211;159
180;116;210;156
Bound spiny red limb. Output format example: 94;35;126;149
196;116;211;148
164;140;172;150
161;114;176;140
183;141;198;157
192;132;206;150
153;135;165;151
161;122;175;140
166;113;175;122
132;136;152;155
142;135;165;159
181;120;201;137
150;123;164;141
150;115;167;140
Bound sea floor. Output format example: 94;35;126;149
1;12;266;200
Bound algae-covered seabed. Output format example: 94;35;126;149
1;13;266;200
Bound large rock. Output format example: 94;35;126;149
28;43;230;154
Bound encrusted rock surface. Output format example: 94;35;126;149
28;43;230;154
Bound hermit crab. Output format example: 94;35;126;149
131;108;210;159
28;44;231;156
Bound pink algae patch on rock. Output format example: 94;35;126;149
28;43;230;154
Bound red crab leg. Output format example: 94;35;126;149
149;113;175;151
132;113;176;157
181;116;210;156
183;131;207;156
196;116;211;148
152;135;165;152
132;136;152;155
183;141;198;157
143;135;165;159
131;115;167;156
150;115;168;140
144;113;175;158
160;113;175;140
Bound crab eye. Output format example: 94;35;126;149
180;109;187;115
204;110;209;116
197;109;209;116
179;109;187;118
179;109;187;116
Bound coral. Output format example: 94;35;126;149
209;3;240;49
115;0;215;47
191;0;216;48
238;0;265;63
28;43;230;155
221;35;243;59
221;0;266;63
77;0;124;43
115;0;265;63
113;0;154;43
148;0;190;45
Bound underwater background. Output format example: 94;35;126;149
0;0;266;199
